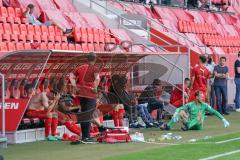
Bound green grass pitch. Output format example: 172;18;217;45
1;112;240;160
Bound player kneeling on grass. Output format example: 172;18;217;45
160;90;230;131
25;84;62;141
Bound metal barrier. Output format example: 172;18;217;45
0;73;5;137
85;0;191;53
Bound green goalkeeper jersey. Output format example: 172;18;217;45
175;102;224;121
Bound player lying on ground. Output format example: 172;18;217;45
160;90;230;131
25;84;61;141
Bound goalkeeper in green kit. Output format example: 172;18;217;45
160;90;230;131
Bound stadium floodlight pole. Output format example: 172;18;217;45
0;73;5;137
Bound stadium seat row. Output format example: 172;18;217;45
0;7;23;18
222;47;240;53
0;34;68;43
73;27;117;44
0;42;32;51
203;35;240;47
178;20;217;34
37;42;109;52
0;24;64;36
0;16;27;24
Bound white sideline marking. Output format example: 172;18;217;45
199;149;240;160
215;137;240;144
141;141;178;146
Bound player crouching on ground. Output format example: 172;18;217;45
25;84;61;141
160;90;230;131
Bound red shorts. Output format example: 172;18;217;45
26;109;48;119
58;111;78;124
97;104;114;115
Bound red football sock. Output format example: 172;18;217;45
65;121;81;135
112;111;119;127
44;118;52;137
118;109;125;127
51;117;58;136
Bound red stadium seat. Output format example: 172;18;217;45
14;17;21;24
47;43;54;50
0;7;8;17
33;35;41;42
82;43;88;52
19;24;27;35
88;43;95;51
27;25;35;35
3;23;12;34
12;24;20;35
73;32;81;42
18;35;26;42
21;18;27;24
15;8;22;18
94;43;100;51
55;26;63;36
55;35;61;43
88;34;94;43
81;34;88;43
39;43;48;50
9;79;20;99
0;42;7;51
0;17;6;23
48;35;55;43
7;7;15;17
61;43;69;50
54;43;61;50
0;23;3;34
48;26;55;36
24;43;32;49
6;17;14;23
41;25;49;35
68;44;76;50
75;44;82;51
2;34;10;42
34;25;42;35
7;42;16;51
26;35;33;42
41;35;48;42
10;34;18;42
74;27;81;34
18;79;28;99
61;36;68;43
16;43;25;50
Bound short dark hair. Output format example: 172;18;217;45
184;78;190;81
238;51;240;57
199;55;207;63
86;52;96;62
194;90;202;97
152;79;161;86
27;4;34;9
220;56;226;61
24;83;33;92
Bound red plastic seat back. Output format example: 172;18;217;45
10;79;20;99
7;7;15;17
20;79;28;98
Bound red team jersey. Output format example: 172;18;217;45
192;65;210;92
74;64;99;98
170;84;190;108
190;64;210;101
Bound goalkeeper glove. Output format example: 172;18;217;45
222;119;230;128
